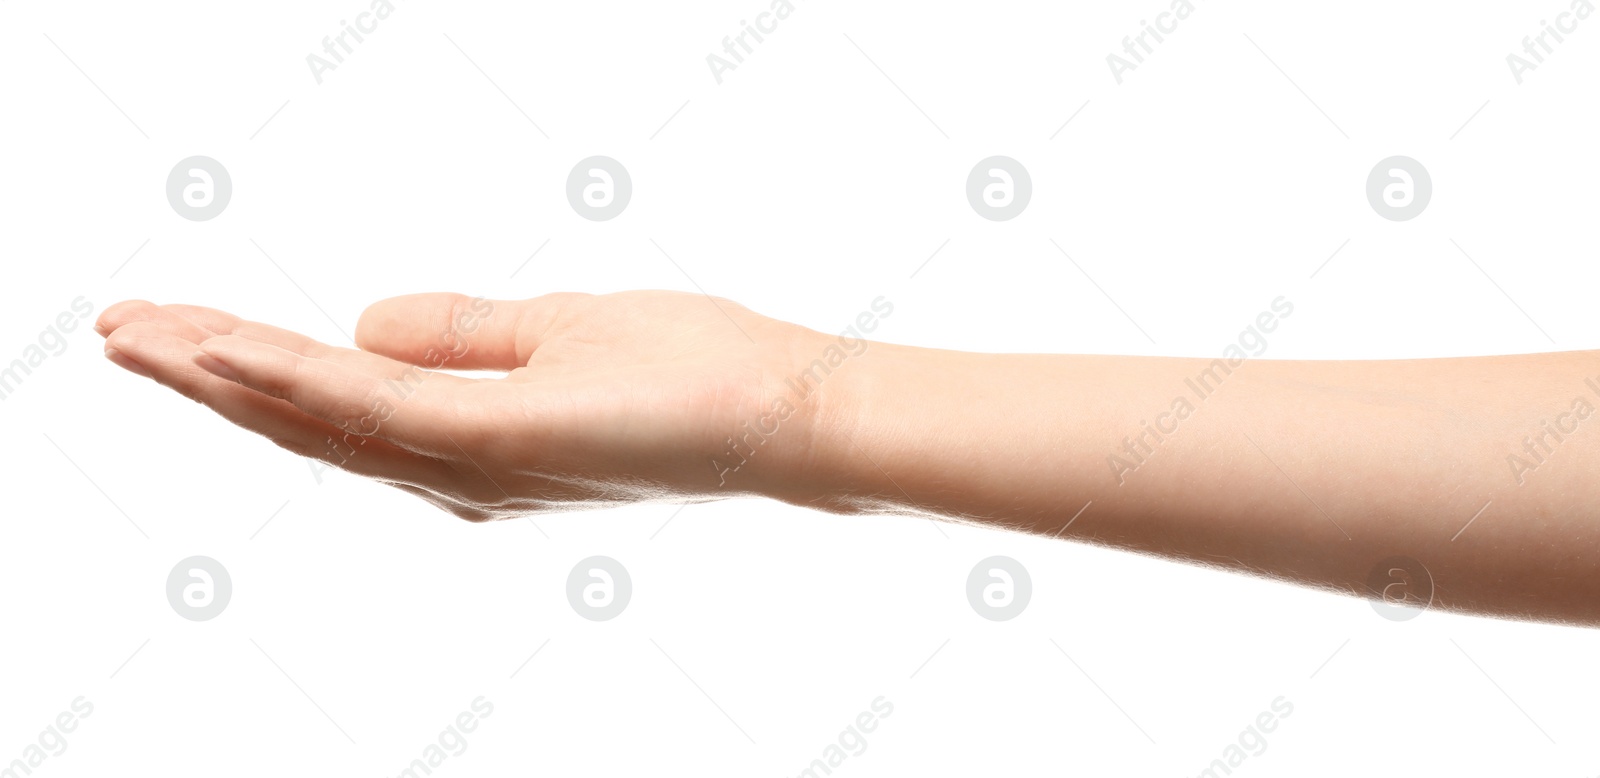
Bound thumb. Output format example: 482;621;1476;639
354;292;568;370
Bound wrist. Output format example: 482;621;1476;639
766;335;930;513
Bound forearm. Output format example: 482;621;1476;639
797;343;1600;626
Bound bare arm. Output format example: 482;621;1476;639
803;343;1600;627
96;291;1600;627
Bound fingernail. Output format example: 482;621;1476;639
105;348;152;378
93;322;111;337
193;351;241;383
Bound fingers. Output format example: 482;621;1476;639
162;303;472;386
98;300;215;343
355;292;586;371
103;323;450;486
99;299;462;384
194;334;471;457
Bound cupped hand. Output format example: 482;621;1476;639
96;291;839;520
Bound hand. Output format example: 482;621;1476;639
97;291;840;520
96;290;1600;625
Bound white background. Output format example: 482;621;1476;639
3;1;1599;775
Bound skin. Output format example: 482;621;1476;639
96;291;1600;627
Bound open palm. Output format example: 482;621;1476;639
98;291;832;520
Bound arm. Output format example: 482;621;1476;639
96;291;1600;627
803;341;1600;627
